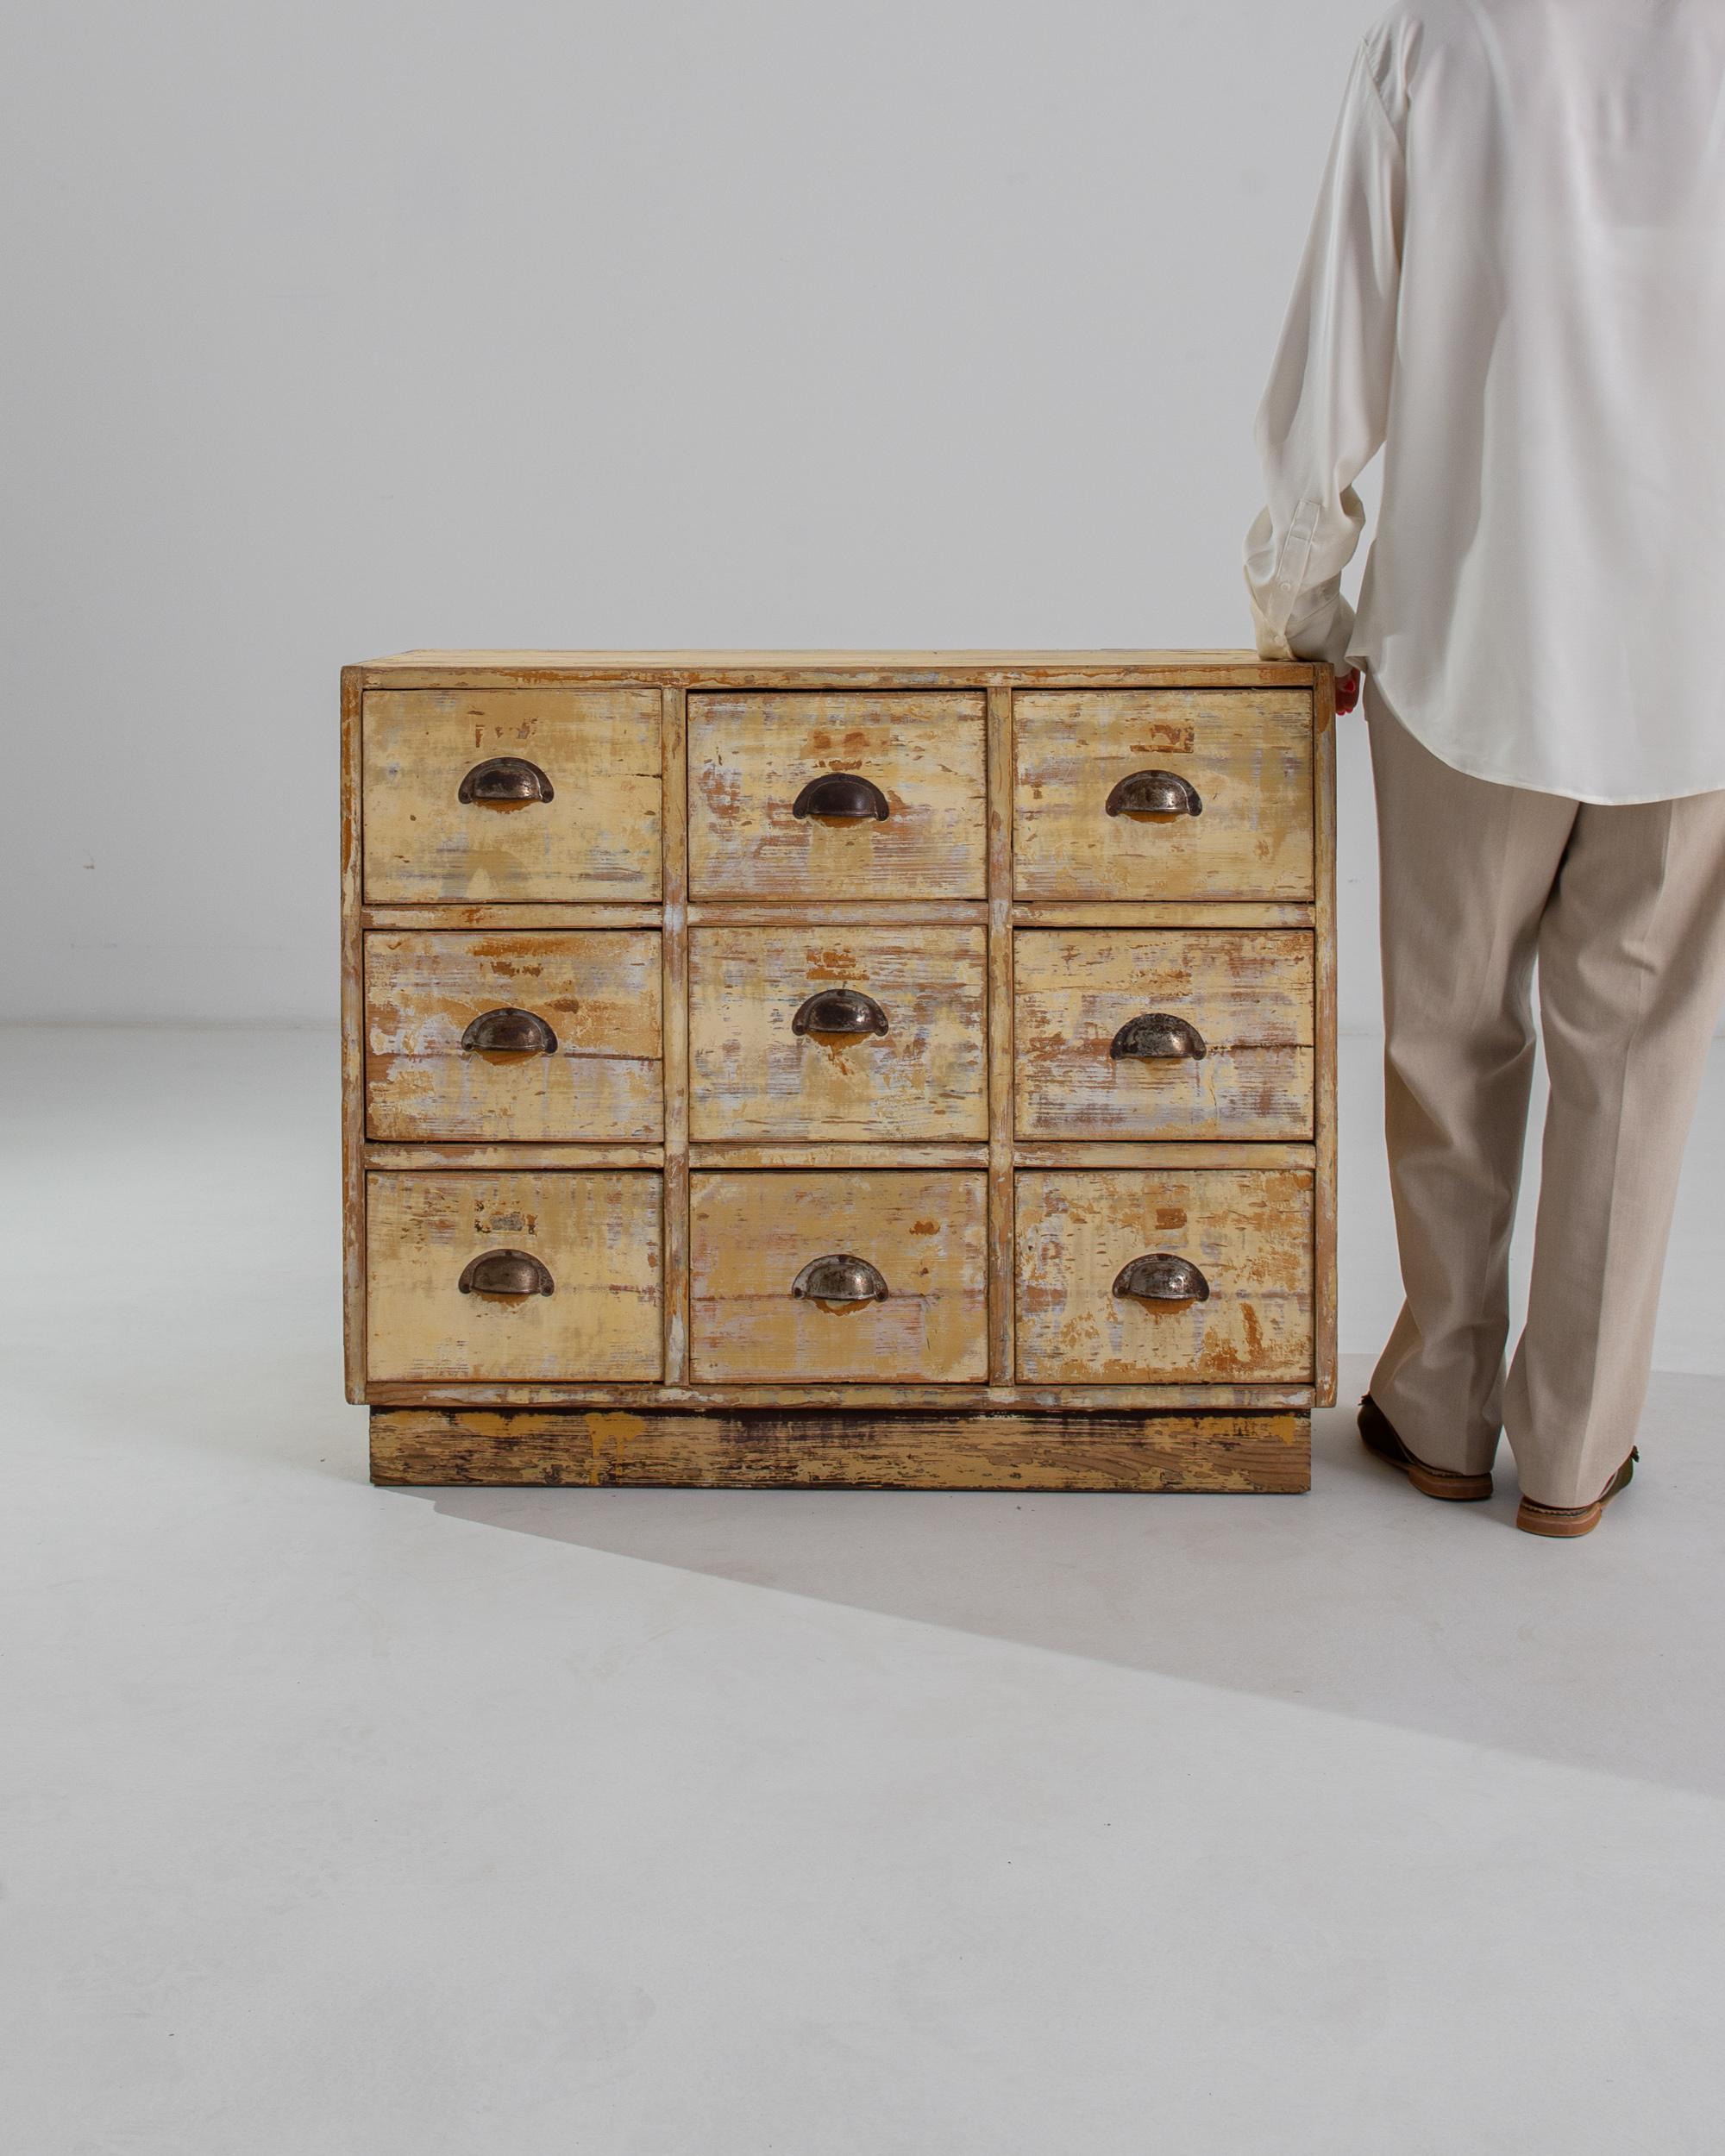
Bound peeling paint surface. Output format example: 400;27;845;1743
689;925;988;1140
345;658;1332;1449
365;930;663;1141
688;1170;989;1382
363;686;663;903
1013;689;1314;901
1015;1168;1314;1384
1014;927;1315;1140
367;1171;662;1381
688;693;987;899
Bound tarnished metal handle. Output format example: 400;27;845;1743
1105;769;1202;818
792;772;890;822
461;1006;559;1056
458;1249;555;1298
792;987;890;1039
1112;1253;1211;1303
791;1253;889;1303
458;755;555;805
1110;1012;1207;1062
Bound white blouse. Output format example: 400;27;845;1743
1243;0;1725;803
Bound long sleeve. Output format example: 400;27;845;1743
1244;39;1406;666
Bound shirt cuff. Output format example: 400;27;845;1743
1287;588;1357;670
1246;586;1299;662
1259;583;1356;671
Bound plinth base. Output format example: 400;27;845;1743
370;1407;1311;1492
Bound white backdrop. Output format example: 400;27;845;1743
1;0;1389;1025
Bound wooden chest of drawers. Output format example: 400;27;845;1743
343;651;1337;1491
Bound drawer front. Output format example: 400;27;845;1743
1015;1168;1313;1383
1013;688;1314;900
1013;929;1314;1141
365;931;663;1142
689;925;988;1142
688;692;987;899
367;1171;662;1382
689;1170;988;1382
362;686;662;903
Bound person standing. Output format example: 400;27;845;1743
1243;0;1725;1537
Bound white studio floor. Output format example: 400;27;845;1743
5;1025;1724;2155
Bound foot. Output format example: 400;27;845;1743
1515;1449;1639;1539
1358;1395;1494;1501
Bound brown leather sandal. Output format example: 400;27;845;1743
1358;1395;1494;1501
1515;1449;1639;1539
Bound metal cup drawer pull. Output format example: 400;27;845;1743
460;1006;559;1056
1105;769;1202;818
1110;1012;1207;1062
1112;1253;1212;1304
791;1253;890;1304
457;755;555;805
458;1248;556;1298
791;987;890;1039
792;772;890;822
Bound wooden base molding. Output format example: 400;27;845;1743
369;1407;1312;1493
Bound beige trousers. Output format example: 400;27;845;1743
1364;681;1725;1507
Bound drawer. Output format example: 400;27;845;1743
1013;929;1314;1140
364;931;663;1143
362;686;662;902
1013;688;1314;900
689;1170;988;1382
688;692;987;899
689;926;988;1142
1015;1167;1313;1383
367;1171;662;1382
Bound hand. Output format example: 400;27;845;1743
1334;667;1361;715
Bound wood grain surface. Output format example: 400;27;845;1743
341;667;367;1401
364;1380;1315;1410
361;649;1321;690
688;1169;989;1382
371;1406;1312;1491
986;682;1017;1385
1014;1167;1314;1384
688;691;987;899
1313;676;1340;1407
1013;687;1314;900
367;1171;662;1382
362;686;662;903
688;924;988;1141
1013;928;1315;1140
362;905;664;931
364;931;663;1141
662;685;692;1385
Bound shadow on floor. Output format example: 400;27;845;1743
398;1358;1725;1802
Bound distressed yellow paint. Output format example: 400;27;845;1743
689;1169;989;1382
362;686;662;902
342;652;1339;1465
1013;929;1315;1140
688;925;988;1141
1013;688;1314;900
365;931;663;1141
688;692;987;899
367;1171;662;1381
1014;1167;1314;1383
